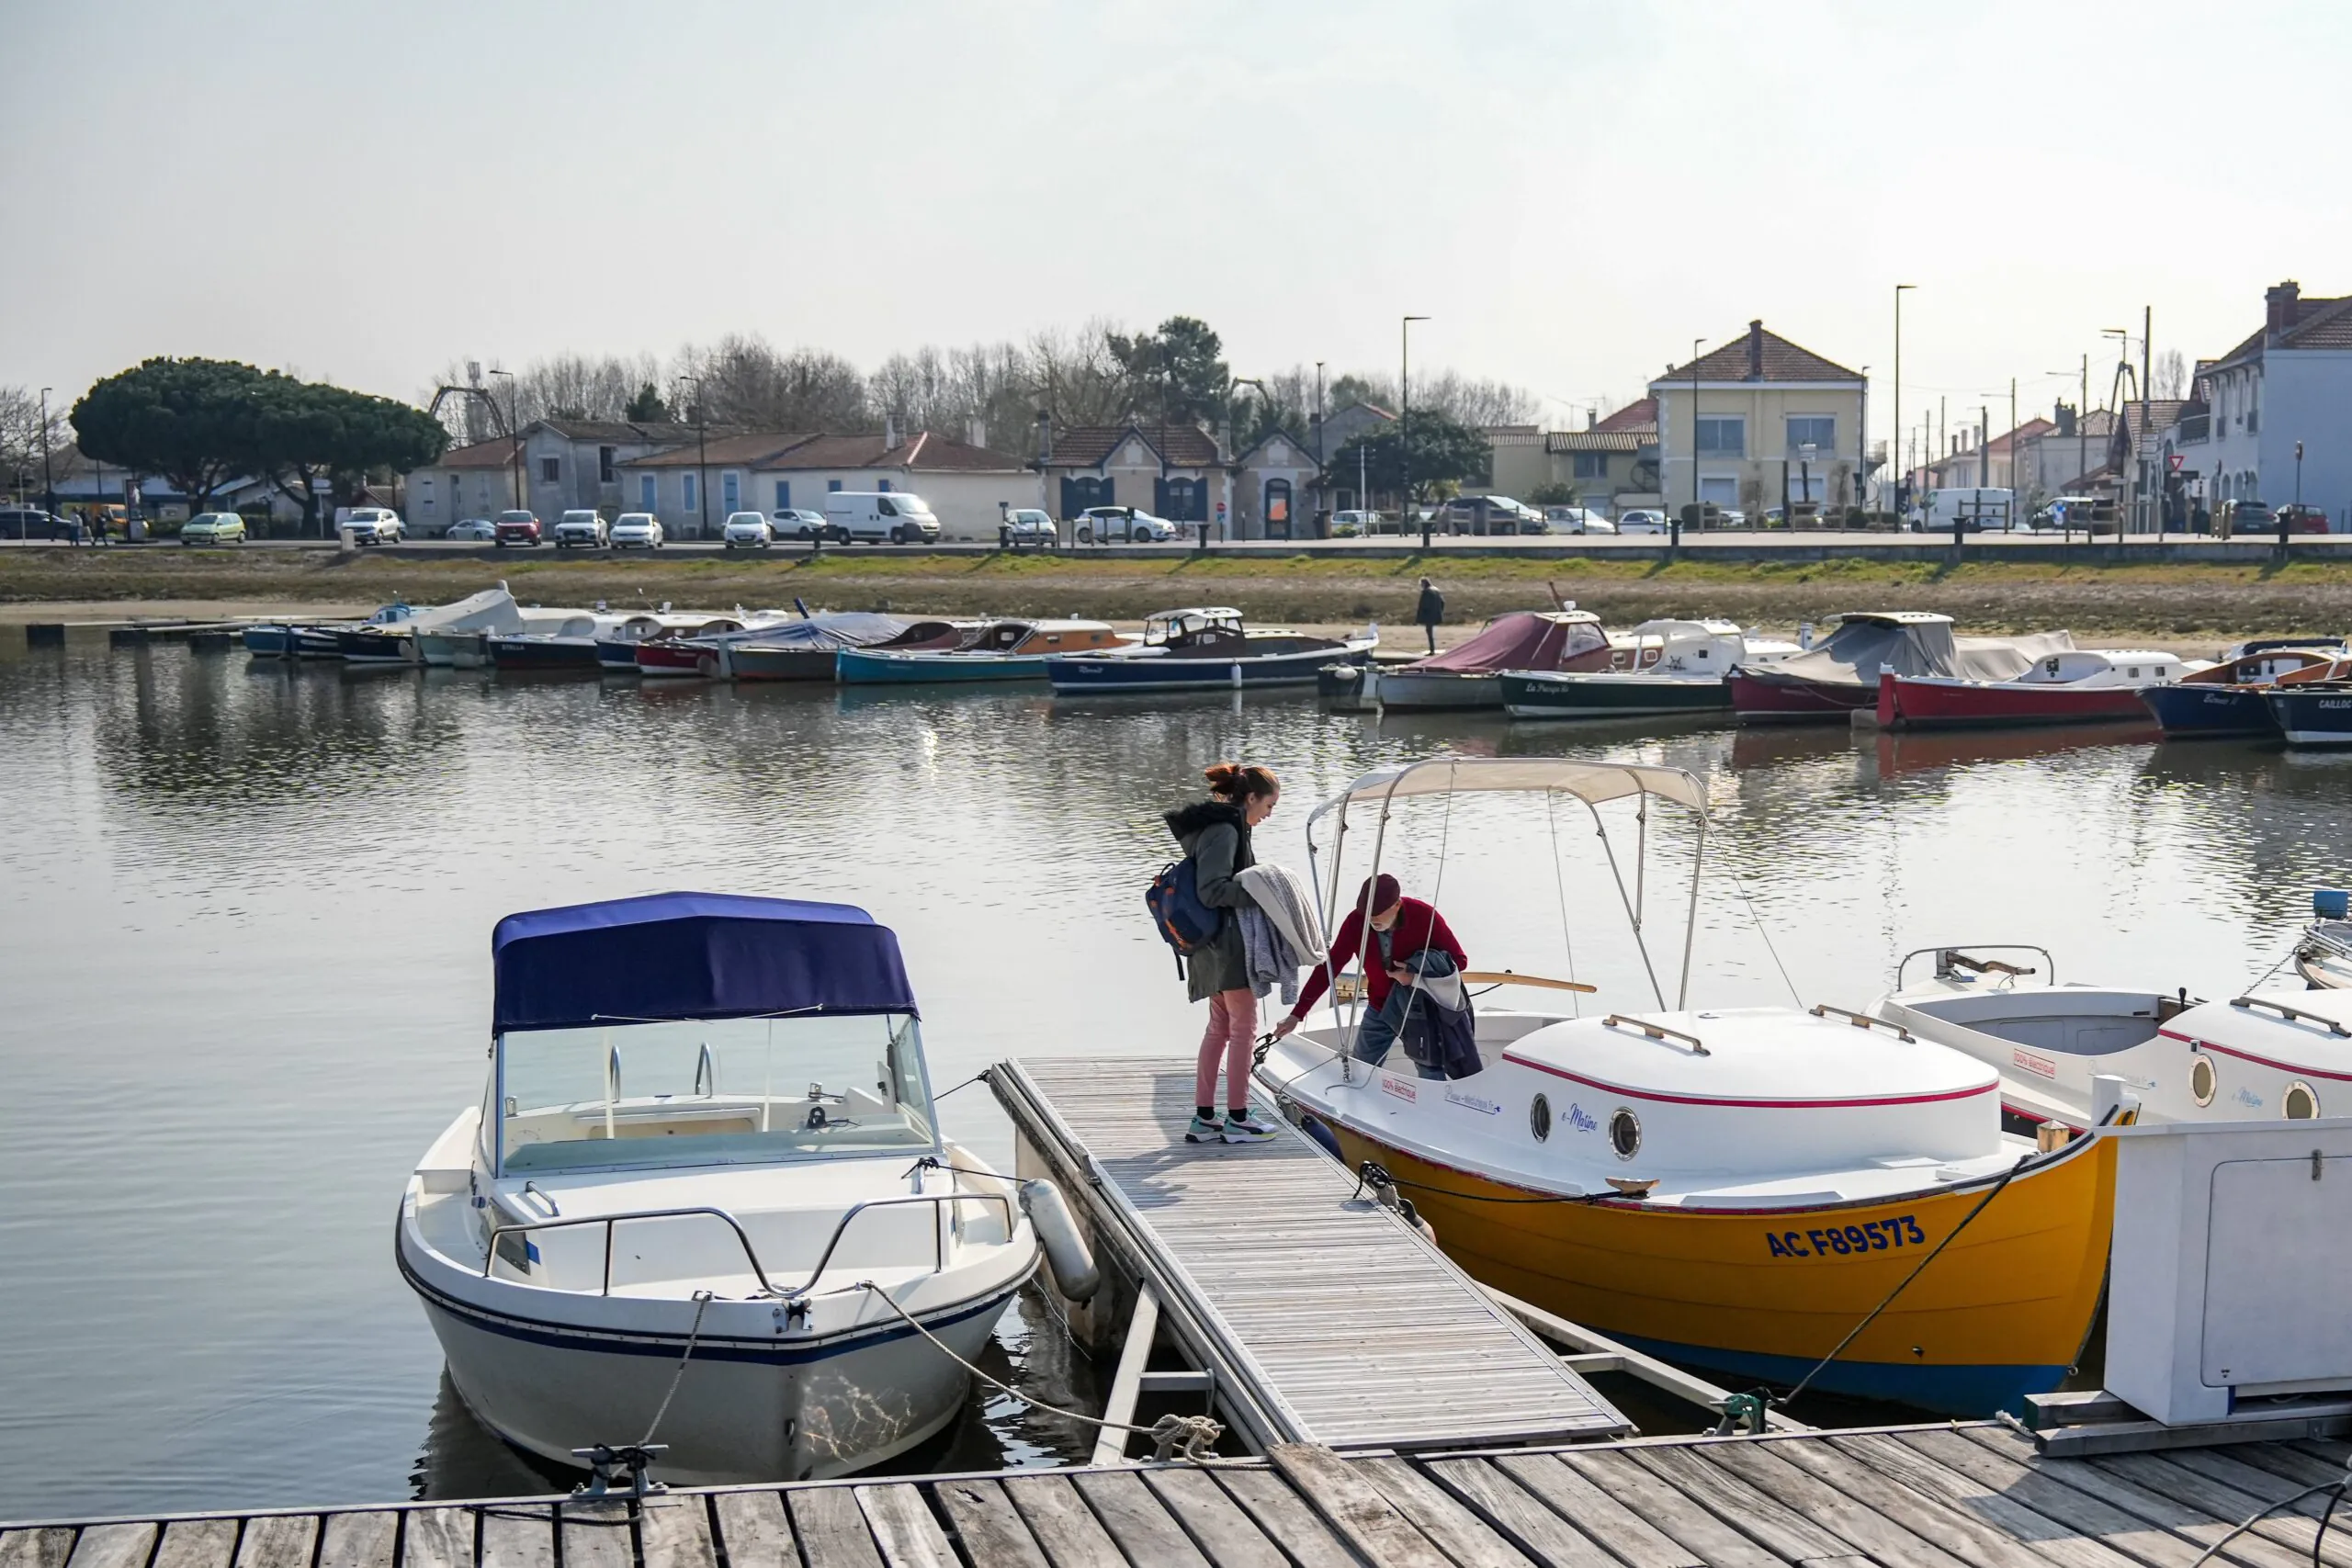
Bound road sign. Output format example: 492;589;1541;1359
2167;454;2185;473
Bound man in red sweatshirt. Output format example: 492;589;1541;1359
1271;873;1466;1068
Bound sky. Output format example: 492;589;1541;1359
8;0;2352;452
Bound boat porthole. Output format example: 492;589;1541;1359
2285;1081;2321;1120
1530;1094;1552;1142
2189;1054;2217;1108
1609;1107;1642;1161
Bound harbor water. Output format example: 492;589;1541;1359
2;637;2346;1520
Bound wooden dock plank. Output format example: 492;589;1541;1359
1137;1469;1288;1568
318;1515;398;1568
232;1517;317;1568
1265;1444;1453;1568
787;1488;886;1568
401;1510;475;1568
1959;1426;2314;1568
1829;1434;2142;1568
1485;1453;1698;1568
1701;1441;1971;1568
1420;1458;1623;1568
63;1525;157;1568
556;1502;631;1568
1353;1459;1535;1568
710;1493;797;1568
2087;1451;2352;1568
0;1533;78;1568
1555;1450;1782;1568
855;1486;957;1568
1763;1429;2091;1568
1001;1474;1127;1568
1892;1429;2251;1568
2219;1442;2352;1494
639;1498;718;1568
147;1522;237;1568
477;1509;553;1568
932;1480;1050;1568
1627;1446;1850;1563
1069;1472;1209;1568
1206;1467;1363;1568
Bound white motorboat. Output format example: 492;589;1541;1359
417;604;600;668
1499;619;1802;719
1874;943;2352;1131
396;893;1056;1483
1253;758;2114;1415
337;586;545;664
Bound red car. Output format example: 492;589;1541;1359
493;510;542;547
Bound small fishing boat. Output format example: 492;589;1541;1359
1876;942;2352;1131
395;893;1061;1484
2138;640;2346;738
246;601;416;659
498;614;747;673
1354;610;1615;712
837;619;1127;683
1046;606;1374;693
594;612;733;672
1500;619;1802;719
2297;891;2352;988
724;617;967;682
1728;612;2075;723
1257;758;2113;1416
1873;649;2210;730
635;613;801;679
339;588;563;666
2265;678;2352;747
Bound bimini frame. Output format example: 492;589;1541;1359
1301;758;1712;1048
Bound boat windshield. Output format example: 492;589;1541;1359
496;1012;937;1174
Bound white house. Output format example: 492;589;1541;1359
1651;321;1866;520
616;430;1042;539
405;418;698;536
1037;423;1233;533
2166;281;2352;527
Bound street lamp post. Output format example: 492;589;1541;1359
487;369;521;514
1893;286;1914;522
1404;316;1429;549
675;374;709;540
1680;337;1702;548
39;387;55;522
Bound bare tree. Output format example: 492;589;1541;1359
2154;348;2188;401
0;386;70;496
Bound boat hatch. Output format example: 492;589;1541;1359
496;1012;938;1176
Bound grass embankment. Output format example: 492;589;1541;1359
4;547;2349;640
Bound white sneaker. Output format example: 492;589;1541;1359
1184;1113;1225;1144
1223;1111;1277;1144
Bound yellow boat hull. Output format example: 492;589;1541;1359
1323;1121;2115;1415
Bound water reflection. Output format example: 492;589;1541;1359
2;641;2346;1519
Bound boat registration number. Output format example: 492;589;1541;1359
1766;1217;1926;1258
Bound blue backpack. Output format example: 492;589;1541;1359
1147;858;1221;973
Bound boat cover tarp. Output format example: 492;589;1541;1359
414;587;528;634
730;612;909;649
1408;611;1610;673
492;892;916;1033
1762;618;2075;688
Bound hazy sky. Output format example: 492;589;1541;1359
9;0;2350;448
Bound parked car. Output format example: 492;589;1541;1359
1614;509;1668;535
180;512;248;545
1436;495;1546;535
823;491;939;545
723;511;775;549
553;510;609;548
445;518;497;541
1000;508;1060;547
493;510;543;547
2277;503;2333;536
1073;505;1178;543
0;507;74;540
341;506;405;545
773;507;839;543
1329;509;1382;537
1544;506;1616;536
609;513;664;550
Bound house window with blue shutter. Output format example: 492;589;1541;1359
774;480;790;511
639;474;656;509
876;479;891;492
721;471;741;513
827;479;843;492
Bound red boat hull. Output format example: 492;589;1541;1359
1876;671;2158;730
634;641;712;679
1730;668;1873;723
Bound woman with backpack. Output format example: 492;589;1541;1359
1162;762;1283;1145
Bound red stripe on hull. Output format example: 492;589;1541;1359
1500;1051;1997;1109
1878;672;2159;730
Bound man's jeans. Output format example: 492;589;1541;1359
1350;988;1445;1079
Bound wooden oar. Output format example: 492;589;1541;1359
1459;969;1598;995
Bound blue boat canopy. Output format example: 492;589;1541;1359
492;892;917;1034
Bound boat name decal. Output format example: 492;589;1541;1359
1379;1073;1418;1103
2012;1046;2058;1079
1567;1102;1599;1134
1443;1089;1503;1115
1766;1216;1926;1258
2234;1087;2265;1109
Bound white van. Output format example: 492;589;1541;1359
823;491;940;545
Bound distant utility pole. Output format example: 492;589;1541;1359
39;387;55;519
1893;285;1915;517
1404;316;1429;549
488;368;521;512
676;374;708;539
1684;337;1703;547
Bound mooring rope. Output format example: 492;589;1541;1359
639;1290;714;1447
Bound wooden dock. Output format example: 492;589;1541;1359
10;1425;2350;1568
992;1056;1627;1455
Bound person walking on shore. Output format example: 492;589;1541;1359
1414;577;1444;655
1162;762;1284;1145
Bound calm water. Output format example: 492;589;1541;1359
3;637;2347;1520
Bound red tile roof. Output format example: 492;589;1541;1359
1046;423;1225;468
1593;398;1657;434
1657;323;1860;384
622;433;821;468
1546;431;1645;453
436;437;525;470
2212;291;2352;369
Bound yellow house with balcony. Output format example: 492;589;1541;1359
1651;321;1866;522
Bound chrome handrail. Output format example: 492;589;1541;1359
1895;944;2056;990
787;1192;1018;1300
1603;1014;1708;1055
1811;1002;1915;1042
2232;995;2352;1037
482;1205;781;1297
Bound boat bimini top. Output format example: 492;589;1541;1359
1304;757;1711;1011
